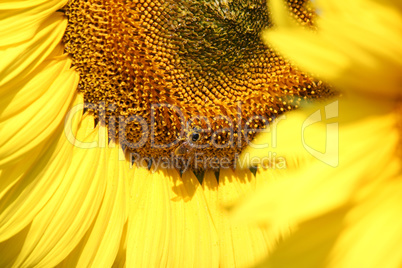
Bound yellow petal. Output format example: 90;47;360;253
0;94;83;243
0;12;67;88
0;223;30;266
0;57;71;121
0;0;67;47
58;142;132;267
127;168;219;267
0;125;74;242
0;142;44;202
0;55;79;167
112;222;128;268
10;115;108;267
203;169;277;268
0;0;66;10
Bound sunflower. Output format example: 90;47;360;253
231;0;402;267
0;0;330;266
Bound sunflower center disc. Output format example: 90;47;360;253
63;0;330;171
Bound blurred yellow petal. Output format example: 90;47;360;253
263;29;350;84
234;94;400;220
239;94;394;171
251;173;402;268
258;206;350;268
330;175;402;268
231;77;402;266
265;0;402;96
